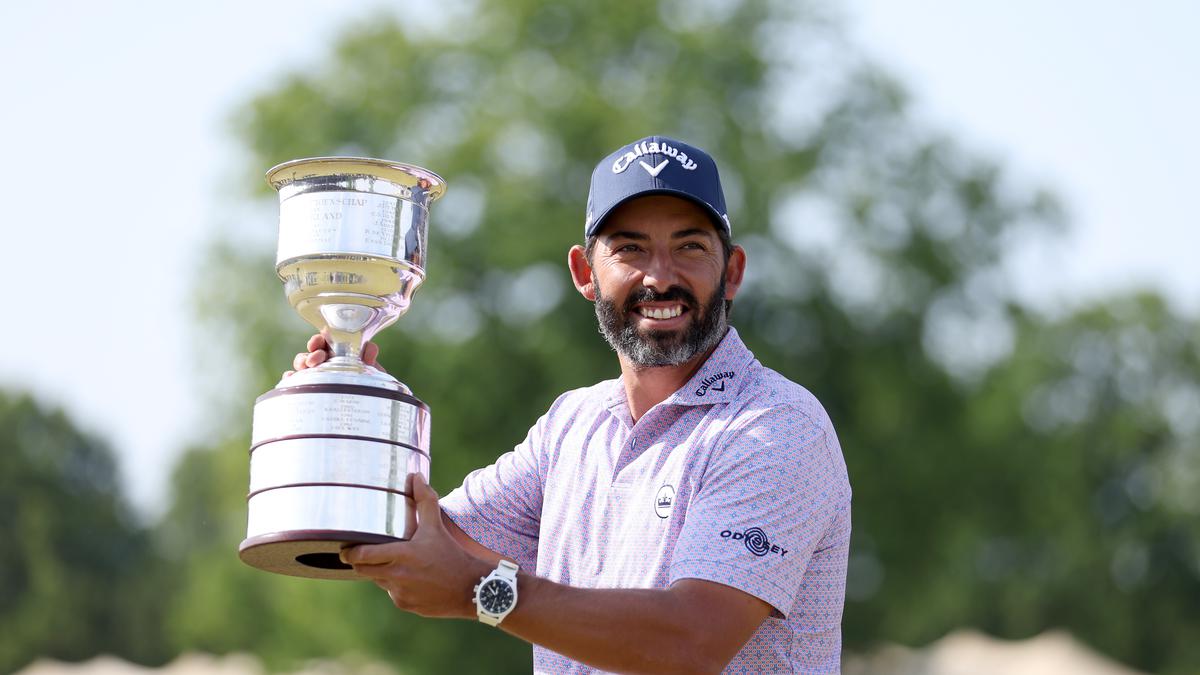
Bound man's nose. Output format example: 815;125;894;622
640;251;680;292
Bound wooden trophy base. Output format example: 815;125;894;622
239;529;402;580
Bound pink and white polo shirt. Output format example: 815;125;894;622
442;328;852;673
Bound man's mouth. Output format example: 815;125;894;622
635;304;687;320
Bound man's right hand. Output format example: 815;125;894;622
283;334;384;378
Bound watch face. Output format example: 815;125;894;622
479;578;515;614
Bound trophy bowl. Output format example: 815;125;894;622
239;157;445;580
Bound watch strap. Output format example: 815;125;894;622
496;559;518;581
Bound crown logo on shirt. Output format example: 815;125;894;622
654;484;676;519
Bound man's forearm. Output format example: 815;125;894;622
442;511;767;672
497;575;753;675
445;513;720;671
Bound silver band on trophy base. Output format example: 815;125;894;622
239;157;445;580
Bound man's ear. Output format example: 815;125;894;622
568;245;597;301
724;245;747;302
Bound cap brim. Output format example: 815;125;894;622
585;188;729;238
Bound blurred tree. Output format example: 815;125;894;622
0;392;171;673
162;0;1197;673
951;294;1200;672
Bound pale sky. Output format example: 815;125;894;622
0;1;1195;517
852;1;1199;313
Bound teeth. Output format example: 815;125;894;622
641;306;682;319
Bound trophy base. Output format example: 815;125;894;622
243;374;431;581
239;529;401;580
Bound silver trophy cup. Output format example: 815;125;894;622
239;157;445;580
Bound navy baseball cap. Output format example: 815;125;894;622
584;135;730;238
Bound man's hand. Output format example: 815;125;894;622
341;475;492;619
282;333;385;378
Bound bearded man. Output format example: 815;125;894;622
291;136;852;674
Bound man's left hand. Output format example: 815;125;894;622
341;475;491;619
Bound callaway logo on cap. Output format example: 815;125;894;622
584;135;730;238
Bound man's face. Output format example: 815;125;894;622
587;195;735;368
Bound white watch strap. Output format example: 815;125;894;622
496;559;519;581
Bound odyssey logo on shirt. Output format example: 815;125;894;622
720;527;789;557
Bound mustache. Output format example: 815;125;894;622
622;286;700;313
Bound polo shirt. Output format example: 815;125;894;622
441;327;852;674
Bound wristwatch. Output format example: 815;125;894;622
473;559;519;626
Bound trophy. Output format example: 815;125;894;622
239;157;445;580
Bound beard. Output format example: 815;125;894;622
594;277;729;368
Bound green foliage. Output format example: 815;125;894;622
965;295;1200;671
0;392;172;673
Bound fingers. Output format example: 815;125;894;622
412;474;443;530
306;334;328;352
291;351;324;370
387;588;406;609
341;541;407;566
292;348;329;372
291;335;386;376
363;341;388;372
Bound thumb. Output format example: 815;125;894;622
412;473;442;531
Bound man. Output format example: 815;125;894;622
291;136;852;673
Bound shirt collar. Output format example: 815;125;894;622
599;327;757;423
666;326;755;407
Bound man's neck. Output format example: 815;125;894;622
617;343;720;423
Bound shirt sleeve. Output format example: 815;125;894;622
440;411;549;572
668;403;850;618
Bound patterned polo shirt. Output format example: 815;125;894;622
441;327;852;674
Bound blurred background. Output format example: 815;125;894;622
2;1;1197;673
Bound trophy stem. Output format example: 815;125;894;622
317;303;377;364
320;333;368;372
328;336;362;361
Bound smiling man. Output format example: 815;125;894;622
294;136;852;674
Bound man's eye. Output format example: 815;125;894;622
614;244;641;253
681;242;706;251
